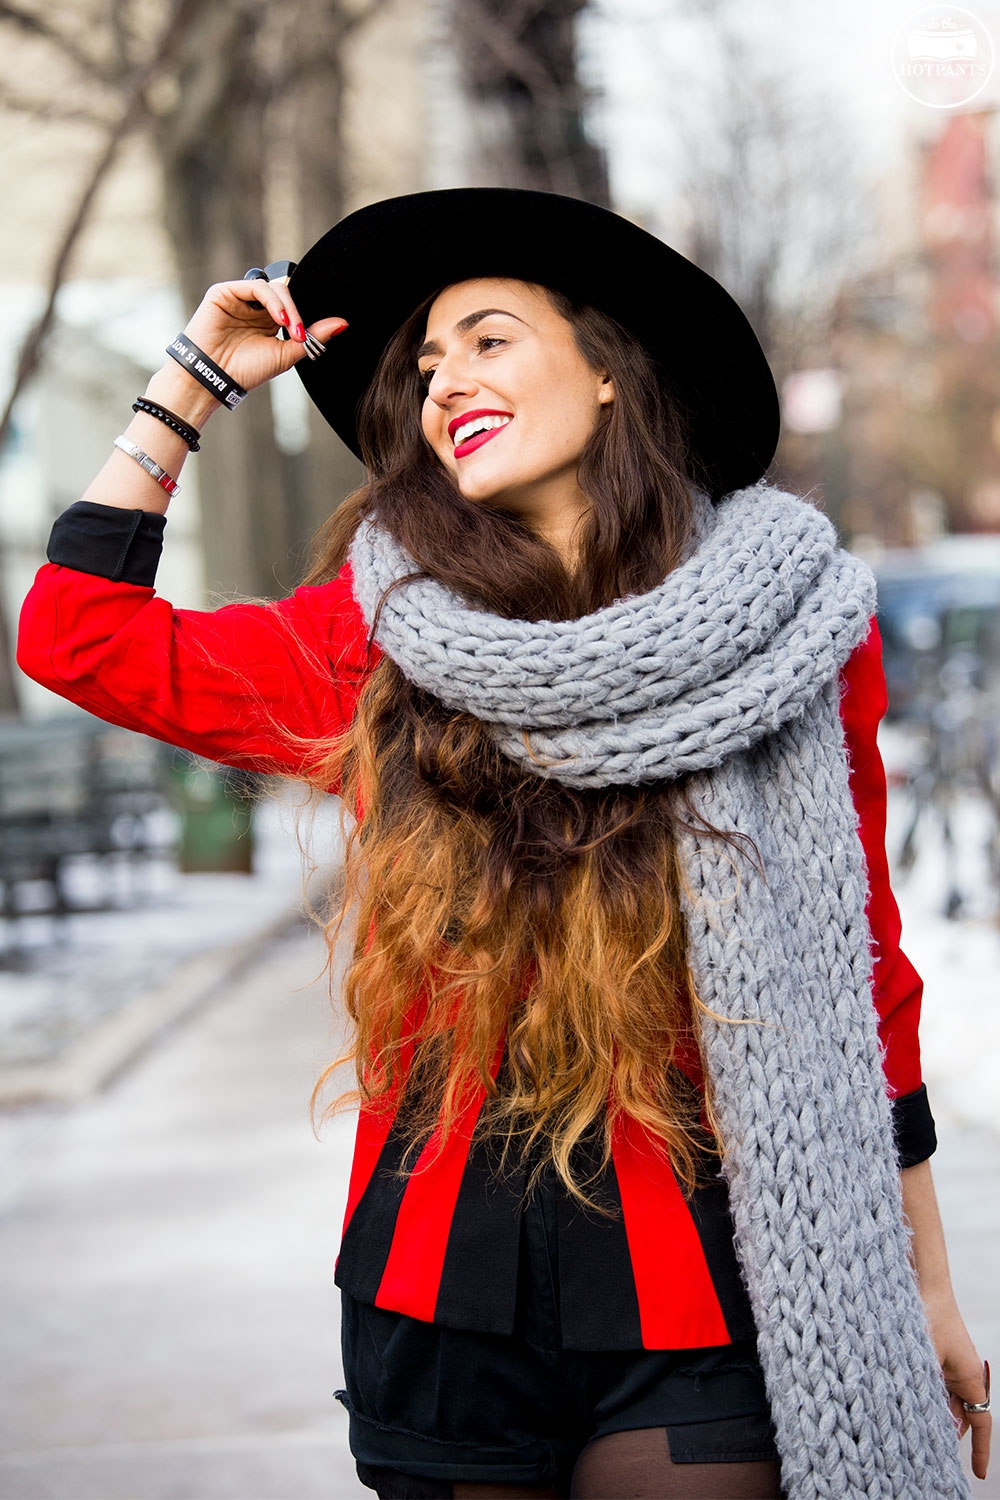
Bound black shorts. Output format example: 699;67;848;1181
337;1166;777;1495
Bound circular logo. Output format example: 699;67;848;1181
891;5;995;108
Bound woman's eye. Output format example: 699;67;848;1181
417;336;506;389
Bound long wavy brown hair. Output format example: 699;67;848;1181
305;281;730;1202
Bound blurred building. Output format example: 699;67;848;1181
779;107;1000;552
923;110;995;345
777;106;1000;548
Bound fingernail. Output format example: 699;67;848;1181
331;321;349;335
294;323;306;341
276;308;289;325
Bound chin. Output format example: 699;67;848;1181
456;473;510;505
458;462;534;506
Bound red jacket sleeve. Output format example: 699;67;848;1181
839;617;923;1100
16;559;379;783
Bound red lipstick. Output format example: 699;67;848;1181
454;424;512;459
448;408;514;459
447;407;513;441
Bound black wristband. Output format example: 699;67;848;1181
132;398;201;451
165;334;248;410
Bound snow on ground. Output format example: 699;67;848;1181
880;723;1000;1138
0;789;345;1069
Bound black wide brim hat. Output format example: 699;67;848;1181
289;188;780;499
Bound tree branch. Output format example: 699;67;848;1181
0;1;117;85
338;0;392;35
110;0;139;77
0;88;113;127
0;0;206;458
457;0;590;196
461;0;588;113
273;0;392;90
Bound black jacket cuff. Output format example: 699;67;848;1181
892;1083;937;1168
47;501;166;587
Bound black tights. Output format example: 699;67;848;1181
365;1426;784;1498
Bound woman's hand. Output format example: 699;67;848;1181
74;278;348;515
923;1287;991;1481
901;1160;991;1481
180;278;348;395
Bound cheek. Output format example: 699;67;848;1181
421;404;451;460
534;397;595;458
524;366;597;452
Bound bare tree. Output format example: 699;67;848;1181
151;0;385;594
0;0;205;459
0;0;390;713
631;0;874;375
149;0;296;597
455;0;608;204
0;0;206;717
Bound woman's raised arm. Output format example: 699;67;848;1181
17;554;377;783
71;276;347;516
16;278;369;781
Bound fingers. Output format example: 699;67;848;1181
948;1393;991;1480
254;281;347;346
281;316;350;367
227;277;316;342
228;277;296;333
969;1411;991;1480
226;278;347;349
308;315;351;342
190;280;348;389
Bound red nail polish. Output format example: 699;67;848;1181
294;323;306;341
276;309;289;325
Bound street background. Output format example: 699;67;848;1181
2;0;1000;1496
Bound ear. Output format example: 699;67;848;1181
599;374;614;405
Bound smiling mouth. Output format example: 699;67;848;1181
453;416;512;459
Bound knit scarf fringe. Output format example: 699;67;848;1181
348;482;969;1499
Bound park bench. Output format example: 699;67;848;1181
0;717;169;919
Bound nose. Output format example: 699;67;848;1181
426;349;478;406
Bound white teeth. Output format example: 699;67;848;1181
453;414;511;447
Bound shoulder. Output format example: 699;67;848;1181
839;616;887;736
270;559;382;676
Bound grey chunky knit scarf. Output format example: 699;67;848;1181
348;482;968;1500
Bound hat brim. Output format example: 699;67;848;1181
289;188;780;498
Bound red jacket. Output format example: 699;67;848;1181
17;515;931;1351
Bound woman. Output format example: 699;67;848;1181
17;188;990;1500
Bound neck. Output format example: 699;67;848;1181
489;474;591;573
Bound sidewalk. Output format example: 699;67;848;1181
0;921;367;1500
0;868;997;1497
0;791;341;1104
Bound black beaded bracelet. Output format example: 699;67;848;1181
165;333;248;410
132;398;201;452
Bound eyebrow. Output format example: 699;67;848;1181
416;308;528;361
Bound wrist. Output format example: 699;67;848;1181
144;363;222;428
919;1275;959;1311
